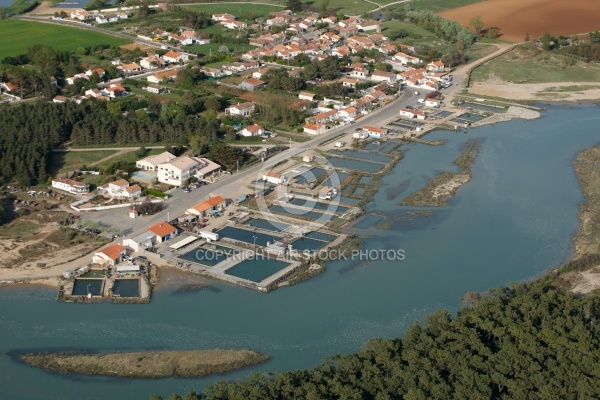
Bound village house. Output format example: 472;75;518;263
123;231;155;252
157;156;221;186
427;60;445;72
352;130;369;140
298;91;316;101
200;66;223;78
263;173;285;185
65;73;89;85
238;124;264;137
363;126;387;139
425;98;441;108
51;178;90;195
98;179;142;199
92;243;127;266
118;62;142;75
52;95;69;103
95;13;119;24
303;123;327;135
399;108;426;120
140;54;166;70
357;20;380;32
339;106;357;120
147;69;178;84
220;20;247;30
70;9;92;20
212;13;236;22
394;52;422;65
238;78;266;91
307;109;338;124
342;77;359;88
147;221;178;243
302;153;315;162
85;68;105;78
142;84;167;94
136;151;176;172
225;102;255;117
162;50;188;63
252;67;272;79
186;196;227;217
371;70;396;82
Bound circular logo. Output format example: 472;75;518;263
254;147;343;232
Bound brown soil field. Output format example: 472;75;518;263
439;0;600;43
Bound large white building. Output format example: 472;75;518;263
136;151;176;172
51;178;90;195
157;156;221;186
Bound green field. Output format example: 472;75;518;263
320;0;377;15
184;3;283;19
0;20;131;60
380;20;438;44
183;42;254;55
48;150;117;175
400;0;485;12
471;45;600;84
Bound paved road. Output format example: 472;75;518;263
80;90;417;236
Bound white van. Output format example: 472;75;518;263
417;98;425;104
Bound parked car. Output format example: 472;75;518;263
181;187;191;193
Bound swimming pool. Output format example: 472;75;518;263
72;279;103;296
225;258;290;283
245;218;290;232
218;226;281;247
132;171;156;180
112;279;139;297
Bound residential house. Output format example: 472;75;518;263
65;73;89;85
162;51;188;63
140;54;166;70
225;102;255;117
157;156;221;186
339;106;357;119
338;26;358;37
200;66;223;78
95;14;119;24
298;91;316;101
92;244;127;266
394;52;422;65
371;70;396;82
136;151;176;172
342;78;359;88
147;221;178;243
303;123;327;135
263;173;285;185
52;95;69;103
399;109;426;120
85;67;105;78
212;13;236;21
427;60;445;72
318;186;337;200
363;126;387;139
186;196;227;217
302;153;315;162
290;99;312;112
425;98;441;108
266;16;286;26
98;179;141;198
147;69;178;84
352;131;369;140
357;20;379;32
70;9;92;20
168;33;193;46
143;84;167;94
51;178;90;194
252;67;272;79
321;16;337;24
307;109;338;124
239;124;264;137
238;78;266;91
220;20;247;30
338;17;359;28
118;62;142;75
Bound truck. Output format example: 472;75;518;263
199;231;219;242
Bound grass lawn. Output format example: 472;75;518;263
471;45;600;84
96;148;164;168
48;150;117;175
0;20;131;60
319;0;377;15
465;43;501;63
184;3;283;20
380;20;438;44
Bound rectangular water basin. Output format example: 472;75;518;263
287;197;348;213
179;247;232;267
245;218;289;232
112;279;139;297
269;205;333;221
462;102;504;113
72;279;103;296
353;214;385;229
338;195;361;205
336;150;392;164
218;226;282;247
294;167;328;185
326;157;383;173
225;258;290;283
304;231;335;242
291;237;327;252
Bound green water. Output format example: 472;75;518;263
225;258;290;282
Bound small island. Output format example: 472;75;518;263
20;349;269;378
400;139;481;207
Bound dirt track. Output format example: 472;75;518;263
439;0;600;43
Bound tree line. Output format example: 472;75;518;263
157;255;600;399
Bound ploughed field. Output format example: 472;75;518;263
439;0;600;43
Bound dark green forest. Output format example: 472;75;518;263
159;255;600;400
0;100;219;186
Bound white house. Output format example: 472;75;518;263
140;55;166;70
136;151;176;172
371;70;396;82
225;102;255;117
162;50;188;63
363;126;387;139
70;9;92;20
66;73;89;85
352;131;369;140
339;106;357;120
98;179;141;198
220;20;247;30
92;243;127;266
427;60;445;72
298;91;316;101
342;78;359;88
239;124;264;137
263;173;285;185
212;13;235;21
399;109;426;120
147;70;178;84
95;14;119;24
157;156;220;186
425;98;441;108
51;178;89;194
303;123;327;135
